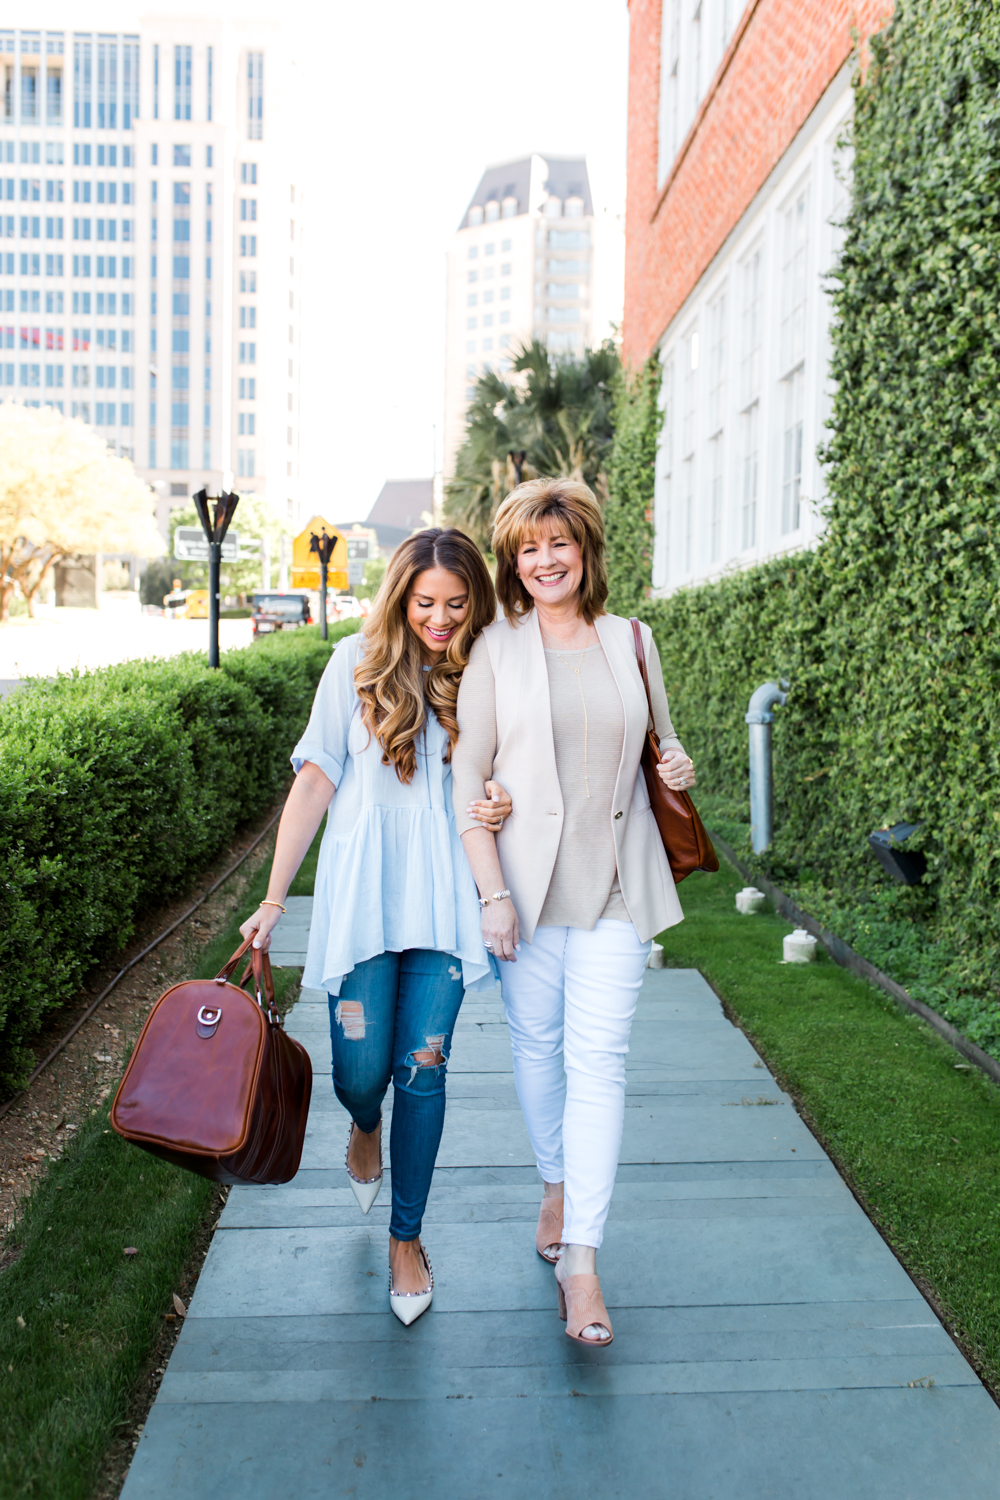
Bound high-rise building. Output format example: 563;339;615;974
443;154;594;479
0;19;303;535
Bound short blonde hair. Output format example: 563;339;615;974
491;477;608;624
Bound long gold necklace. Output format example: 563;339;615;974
546;625;593;799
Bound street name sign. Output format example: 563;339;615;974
174;527;240;563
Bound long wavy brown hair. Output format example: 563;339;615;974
355;528;496;783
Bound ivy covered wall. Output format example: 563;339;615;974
608;0;1000;1015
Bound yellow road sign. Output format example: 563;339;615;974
291;516;348;590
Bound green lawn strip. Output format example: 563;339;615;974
659;857;1000;1395
0;824;321;1500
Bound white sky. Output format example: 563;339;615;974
36;0;630;518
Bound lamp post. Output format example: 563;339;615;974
193;488;239;668
309;528;336;642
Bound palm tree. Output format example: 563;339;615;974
444;339;620;550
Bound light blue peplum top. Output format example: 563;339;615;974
290;632;494;997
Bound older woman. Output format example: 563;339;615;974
451;478;695;1347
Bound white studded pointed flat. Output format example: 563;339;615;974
389;1243;434;1327
345;1118;383;1215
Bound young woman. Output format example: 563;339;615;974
451;479;695;1348
241;528;510;1326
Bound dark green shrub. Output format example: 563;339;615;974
0;622;359;1090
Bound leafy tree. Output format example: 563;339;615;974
0;402;162;622
445;339;620;549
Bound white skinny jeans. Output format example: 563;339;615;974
499;920;651;1249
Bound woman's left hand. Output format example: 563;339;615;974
467;780;512;833
657;748;696;792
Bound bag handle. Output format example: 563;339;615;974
629;617;658;744
215;933;278;1022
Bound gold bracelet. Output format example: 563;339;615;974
259;899;286;913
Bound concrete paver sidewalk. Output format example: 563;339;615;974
121;899;1000;1498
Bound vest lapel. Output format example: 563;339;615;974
595;614;648;815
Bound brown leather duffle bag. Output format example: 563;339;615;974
111;933;312;1185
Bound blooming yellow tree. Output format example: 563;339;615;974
0;401;163;621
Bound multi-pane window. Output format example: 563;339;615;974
97;37;117;129
174;45;191;122
46;36;64;126
247;52;263;141
741;403;759;551
782;369;804;534
740;246;762;550
122;37;138;128
779;189;808;533
681;326;698;575
74;37;91;129
656;358;675;587
707;295;725;563
239;306;255;328
780;188;808;375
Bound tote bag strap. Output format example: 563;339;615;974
629;616;656;735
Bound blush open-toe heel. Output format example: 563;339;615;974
345;1118;383;1215
536;1199;564;1264
556;1271;613;1347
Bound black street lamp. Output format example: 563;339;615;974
309;528;336;641
193;488;239;668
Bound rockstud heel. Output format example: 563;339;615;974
389;1242;434;1327
345;1118;383;1215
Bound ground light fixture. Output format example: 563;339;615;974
868;823;926;885
193;488;240;668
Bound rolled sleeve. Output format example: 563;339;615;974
290;634;361;788
452;635;499;835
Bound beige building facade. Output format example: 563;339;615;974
443;154;594;479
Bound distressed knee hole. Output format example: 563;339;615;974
335;1000;366;1041
405;1033;448;1085
412;1034;447;1069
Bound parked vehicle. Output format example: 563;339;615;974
333;595;363;619
251;593;312;638
163;588;210;620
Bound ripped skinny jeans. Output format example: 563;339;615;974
329;949;465;1242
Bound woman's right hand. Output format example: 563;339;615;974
239;902;284;953
481;896;519;962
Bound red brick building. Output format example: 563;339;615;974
624;0;892;593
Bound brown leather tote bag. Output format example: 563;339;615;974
111;933;312;1185
630;617;719;884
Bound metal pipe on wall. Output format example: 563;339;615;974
745;681;788;853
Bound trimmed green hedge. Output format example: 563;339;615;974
0;623;358;1091
605;0;1000;1055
